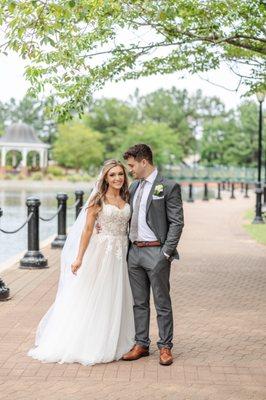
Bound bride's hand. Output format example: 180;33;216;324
71;259;82;275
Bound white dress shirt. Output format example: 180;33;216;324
133;168;158;241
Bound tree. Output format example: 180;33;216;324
0;95;57;143
117;121;183;169
137;88;198;156
52;122;104;170
84;98;138;158
200;100;260;167
0;101;8;135
200;113;237;166
233;101;260;166
135;87;231;159
1;0;265;120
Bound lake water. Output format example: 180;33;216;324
0;182;215;267
0;185;93;266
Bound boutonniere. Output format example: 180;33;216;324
154;184;164;196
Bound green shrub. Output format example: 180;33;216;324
31;172;43;181
47;166;65;177
67;175;80;183
81;174;94;182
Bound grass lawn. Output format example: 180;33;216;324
243;209;266;245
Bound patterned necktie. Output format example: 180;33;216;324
129;179;147;242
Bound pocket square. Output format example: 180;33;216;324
152;195;165;200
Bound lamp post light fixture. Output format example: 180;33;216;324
253;91;265;224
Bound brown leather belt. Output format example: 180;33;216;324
133;241;161;248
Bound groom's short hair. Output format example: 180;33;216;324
123;144;153;164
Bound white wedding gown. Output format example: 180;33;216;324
28;202;135;365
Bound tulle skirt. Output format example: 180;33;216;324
27;233;135;365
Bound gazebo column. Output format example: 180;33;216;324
21;148;29;176
40;150;44;173
40;149;47;173
0;147;7;174
45;149;49;168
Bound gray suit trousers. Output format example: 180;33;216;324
128;243;173;349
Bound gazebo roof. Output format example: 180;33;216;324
0;122;45;145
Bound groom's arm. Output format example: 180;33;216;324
162;182;184;256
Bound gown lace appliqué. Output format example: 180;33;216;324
27;202;135;366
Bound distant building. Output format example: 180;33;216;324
0;122;50;174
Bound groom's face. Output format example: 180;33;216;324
126;157;146;180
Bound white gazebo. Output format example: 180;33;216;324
0;122;50;174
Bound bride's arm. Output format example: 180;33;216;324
71;204;99;275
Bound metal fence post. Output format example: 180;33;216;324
244;183;249;198
187;183;194;203
51;193;68;248
20;197;48;269
216;182;222;200
75;190;84;219
0;209;11;300
0;278;10;301
230;182;236;199
202;183;209;201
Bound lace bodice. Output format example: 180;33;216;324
96;203;131;237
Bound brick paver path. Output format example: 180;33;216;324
0;191;265;399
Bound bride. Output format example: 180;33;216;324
28;159;135;365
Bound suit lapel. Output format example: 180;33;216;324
146;172;164;213
129;180;140;214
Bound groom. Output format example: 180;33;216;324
122;144;184;366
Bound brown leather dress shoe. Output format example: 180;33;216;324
159;348;173;365
122;344;149;361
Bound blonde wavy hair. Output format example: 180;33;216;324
88;159;129;210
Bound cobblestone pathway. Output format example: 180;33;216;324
0;191;265;399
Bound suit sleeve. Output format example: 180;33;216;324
162;183;184;256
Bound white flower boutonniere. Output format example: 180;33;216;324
154;184;164;196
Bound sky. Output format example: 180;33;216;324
0;50;254;110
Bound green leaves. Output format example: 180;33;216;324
83;88;204;164
0;86;261;169
0;0;265;120
200;100;260;167
122;121;183;168
52;121;104;169
8;1;16;13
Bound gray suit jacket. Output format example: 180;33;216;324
129;172;184;261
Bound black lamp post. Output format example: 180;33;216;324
253;92;265;224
